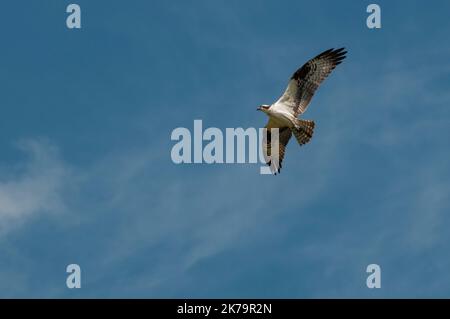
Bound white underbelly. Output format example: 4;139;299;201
270;111;296;127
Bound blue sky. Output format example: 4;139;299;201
0;0;450;298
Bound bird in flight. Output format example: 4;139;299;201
258;48;347;174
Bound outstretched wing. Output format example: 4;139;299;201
262;120;292;174
275;48;347;117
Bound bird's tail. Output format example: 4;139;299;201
292;119;315;145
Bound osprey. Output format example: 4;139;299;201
258;48;347;174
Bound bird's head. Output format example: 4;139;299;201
257;104;271;113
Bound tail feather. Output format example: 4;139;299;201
293;119;315;145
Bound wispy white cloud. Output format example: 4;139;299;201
0;139;69;234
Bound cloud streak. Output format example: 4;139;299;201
0;139;69;234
